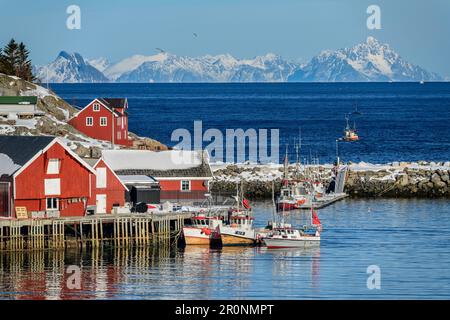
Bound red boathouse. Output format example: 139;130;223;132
0;136;128;218
101;149;213;204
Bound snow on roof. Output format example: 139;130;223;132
0;153;21;176
102;149;207;171
118;175;158;184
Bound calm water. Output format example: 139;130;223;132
1;199;449;300
51;82;450;163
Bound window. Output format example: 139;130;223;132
117;131;121;140
47;159;60;174
100;117;107;126
96;167;107;188
117;117;121;126
44;178;61;195
93;103;100;112
46;198;59;211
86;117;93;126
181;180;191;191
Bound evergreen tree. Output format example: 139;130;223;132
0;39;36;82
17;42;35;81
0;39;19;75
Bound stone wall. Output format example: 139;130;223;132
210;163;450;199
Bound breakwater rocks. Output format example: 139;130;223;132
210;162;450;199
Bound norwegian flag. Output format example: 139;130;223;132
312;209;321;226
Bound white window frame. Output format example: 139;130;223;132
46;198;59;211
93;103;100;112
181;180;191;192
86;117;93;126
47;159;60;174
100;117;107;126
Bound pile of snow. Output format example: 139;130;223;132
0;153;21;175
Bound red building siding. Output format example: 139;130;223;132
68;99;130;146
13;142;93;218
158;179;209;201
88;159;127;213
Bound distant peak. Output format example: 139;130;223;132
57;51;72;59
366;36;380;45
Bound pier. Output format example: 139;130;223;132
0;213;191;251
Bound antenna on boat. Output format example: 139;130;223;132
271;180;276;223
283;144;289;180
335;139;340;167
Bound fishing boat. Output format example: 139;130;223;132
277;181;310;211
220;214;256;246
182;213;222;245
342;114;359;141
219;184;257;246
263;208;322;249
264;181;322;249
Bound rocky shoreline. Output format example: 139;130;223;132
210;162;450;199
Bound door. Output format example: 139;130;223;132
96;194;107;214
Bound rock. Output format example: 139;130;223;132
431;173;442;184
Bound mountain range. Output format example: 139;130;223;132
35;37;443;83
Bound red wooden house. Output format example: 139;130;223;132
68;98;131;146
87;158;128;214
102;149;213;204
0;136;127;218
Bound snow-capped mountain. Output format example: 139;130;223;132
113;52;298;82
38;38;442;83
86;57;110;72
36;51;109;83
288;37;442;82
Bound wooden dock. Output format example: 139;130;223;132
0;212;191;251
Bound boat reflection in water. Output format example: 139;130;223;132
261;245;321;292
0;244;321;299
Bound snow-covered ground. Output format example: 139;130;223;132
211;161;450;182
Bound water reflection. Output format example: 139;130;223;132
1;199;449;299
0;244;322;300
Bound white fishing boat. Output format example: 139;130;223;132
263;226;320;249
264;183;322;249
182;213;222;246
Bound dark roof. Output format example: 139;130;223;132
99;98;127;109
114;162;213;178
0;96;37;105
0;135;55;171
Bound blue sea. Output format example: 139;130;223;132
51;82;450;164
1;199;450;299
0;83;449;300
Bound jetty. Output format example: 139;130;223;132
0;212;191;251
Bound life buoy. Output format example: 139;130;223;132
201;227;211;236
297;199;306;205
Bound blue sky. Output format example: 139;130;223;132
1;0;449;76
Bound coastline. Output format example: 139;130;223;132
210;161;450;199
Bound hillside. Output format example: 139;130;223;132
0;73;167;157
